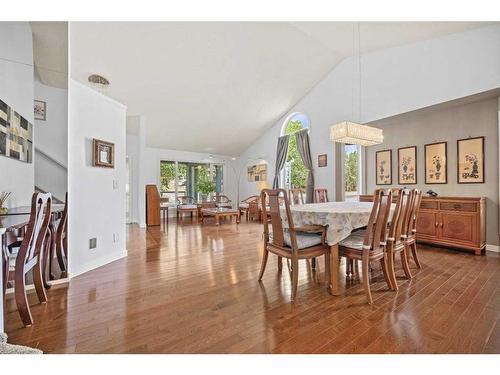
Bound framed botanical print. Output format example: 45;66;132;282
425;142;447;184
92;138;115;168
318;154;327;167
398;146;417;185
34;100;46;121
375;149;392;185
457;136;484;183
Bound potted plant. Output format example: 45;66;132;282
0;192;11;214
197;170;216;202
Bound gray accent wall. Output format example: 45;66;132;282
366;97;499;246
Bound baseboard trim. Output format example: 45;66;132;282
486;244;500;253
70;250;127;278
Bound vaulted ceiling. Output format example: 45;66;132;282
70;22;491;155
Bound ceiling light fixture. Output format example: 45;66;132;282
329;23;383;146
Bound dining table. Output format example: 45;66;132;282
282;201;393;296
1;204;66;287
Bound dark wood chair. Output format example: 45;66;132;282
338;189;393;304
314;188;329;203
12;193;52;326
239;195;258;220
213;194;232;208
259;188;330;301
288;189;305;205
404;189;423;269
384;188;413;291
177;196;198;220
55;192;68;277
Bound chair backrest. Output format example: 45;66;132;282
241;195;259;204
362;189;392;252
56;192;68;241
261;189;297;250
214;194;231;204
387;188;412;244
15;193;52;270
314;188;328;203
288;189;304;205
178;196;195;205
405;188;422;237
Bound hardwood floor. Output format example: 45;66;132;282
4;219;500;353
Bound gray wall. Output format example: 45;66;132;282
366;97;499;246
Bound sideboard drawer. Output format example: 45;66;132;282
439;202;477;212
420;201;438;210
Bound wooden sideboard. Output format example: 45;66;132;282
359;195;486;255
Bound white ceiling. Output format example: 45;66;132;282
70;22;492;156
30;22;68;89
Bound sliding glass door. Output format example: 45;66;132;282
160;161;224;203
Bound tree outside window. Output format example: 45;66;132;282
284;118;309;189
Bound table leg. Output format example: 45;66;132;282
236;213;240;224
215;215;220;226
329;244;341;296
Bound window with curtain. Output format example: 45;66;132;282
344;144;362;201
160;161;224;202
282;113;310;190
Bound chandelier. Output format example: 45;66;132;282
329;23;383;146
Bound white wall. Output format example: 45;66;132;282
237;25;500;202
0;22;35;208
34;80;68;201
68;80;127;277
126;116;234;227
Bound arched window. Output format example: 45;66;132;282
281;112;310;189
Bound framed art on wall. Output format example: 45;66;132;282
375;149;392;185
318;154;327;167
425;142;447;184
92;138;115;168
398;146;417;184
34;100;47;121
457;136;484;183
0;98;33;163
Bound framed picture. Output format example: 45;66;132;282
457;136;484;183
34;100;46;121
425;142;447;184
375;149;392;185
398;146;417;185
92;138;115;168
318;154;327;167
247;163;267;182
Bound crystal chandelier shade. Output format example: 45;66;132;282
329;121;383;146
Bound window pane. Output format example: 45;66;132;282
344;144;359;201
160;160;176;203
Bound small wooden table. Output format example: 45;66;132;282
200;208;240;226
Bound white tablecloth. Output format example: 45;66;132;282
282;202;377;246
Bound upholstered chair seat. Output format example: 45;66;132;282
271;230;323;250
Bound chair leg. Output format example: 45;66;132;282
410;242;422;268
33;260;47;304
401;245;413;279
311;258;316;269
277;256;283;271
15;271;33;327
361;255;373;304
291;256;299;301
386;250;398;291
258;249;269;280
380;257;394;290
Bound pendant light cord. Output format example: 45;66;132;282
358;22;362;124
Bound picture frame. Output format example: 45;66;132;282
247;163;267;182
92;138;115;168
318;154;327;167
398;146;417;185
34;100;47;121
457;136;484;184
424;142;447;184
1;98;33;163
375;149;392;185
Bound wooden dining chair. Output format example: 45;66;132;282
259;188;330;301
384;188;413;291
13;193;52;326
338;189;393;304
288;189;304;205
314;188;329;203
55;192;68;278
404;189;423;269
239;195;258;220
213;194;232;208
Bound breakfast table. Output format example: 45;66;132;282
282;201;391;295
